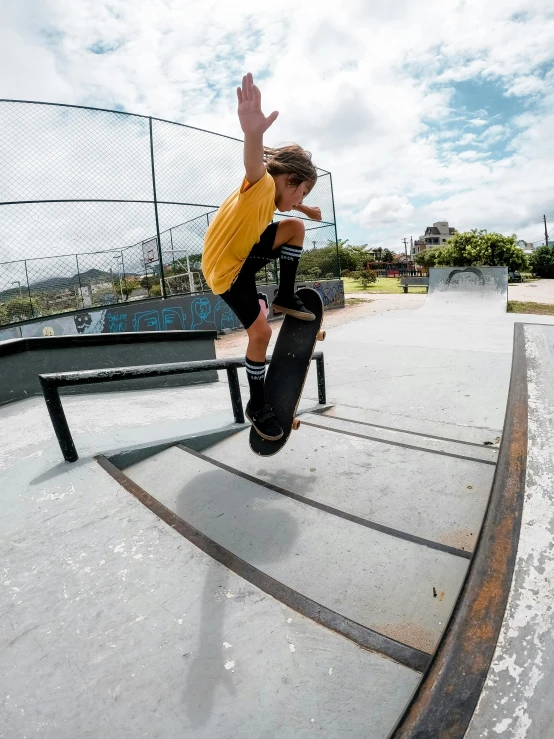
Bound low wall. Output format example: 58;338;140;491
0;280;344;342
0;331;217;406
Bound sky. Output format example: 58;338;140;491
1;0;554;253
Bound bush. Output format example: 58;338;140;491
359;269;377;288
344;269;377;288
414;229;527;272
529;245;554;278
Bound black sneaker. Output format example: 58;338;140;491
272;293;316;321
245;402;284;441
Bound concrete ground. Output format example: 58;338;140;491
508;278;554;304
3;292;554;737
215;293;425;359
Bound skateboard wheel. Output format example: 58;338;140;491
292;418;301;430
317;330;326;341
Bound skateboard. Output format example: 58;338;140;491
249;287;325;456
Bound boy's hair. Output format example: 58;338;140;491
264;144;318;191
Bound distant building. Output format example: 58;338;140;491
517;240;535;255
413;221;456;255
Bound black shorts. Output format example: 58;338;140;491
220;222;281;329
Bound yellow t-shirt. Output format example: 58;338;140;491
202;171;276;294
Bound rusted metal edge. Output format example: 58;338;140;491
389;323;528;738
95;454;431;674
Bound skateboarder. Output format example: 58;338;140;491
202;72;323;442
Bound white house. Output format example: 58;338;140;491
413;221;456;255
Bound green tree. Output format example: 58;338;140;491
382;248;395;263
414;230;527;271
414;247;441;269
343;244;372;270
120;278;141;300
0;296;36;323
298;242;342;278
0;304;9;325
529;245;554;278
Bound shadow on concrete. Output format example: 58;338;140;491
174;468;299;728
29;457;89;486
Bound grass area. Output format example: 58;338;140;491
342;277;427;294
508;301;554;315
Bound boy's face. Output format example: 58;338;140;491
273;174;311;212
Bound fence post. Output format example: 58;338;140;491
121;252;127;298
75;254;84;308
169;229;176;271
23;260;34;318
148;117;167;299
328;172;341;278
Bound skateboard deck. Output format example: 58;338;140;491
249;287;324;456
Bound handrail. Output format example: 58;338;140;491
39;353;326;463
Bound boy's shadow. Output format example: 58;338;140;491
177;467;314;727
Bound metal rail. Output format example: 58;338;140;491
39;353;326;463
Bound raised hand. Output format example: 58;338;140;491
237;73;279;136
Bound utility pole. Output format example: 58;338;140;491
544;214;549;246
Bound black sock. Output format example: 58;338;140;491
278;244;302;296
245;357;266;410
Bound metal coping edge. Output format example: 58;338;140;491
388;322;528;738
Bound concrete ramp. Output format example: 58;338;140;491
424;267;508;315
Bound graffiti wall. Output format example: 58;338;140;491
0;280;344;341
425;267;508;315
308;280;344;309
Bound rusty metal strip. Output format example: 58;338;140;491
302;420;497;466
95;454;431;673
389;322;528;738
312;409;500;450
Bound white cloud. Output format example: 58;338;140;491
0;0;553;257
356;196;415;227
480;124;506;145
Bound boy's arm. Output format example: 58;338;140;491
293;204;323;221
237;73;278;186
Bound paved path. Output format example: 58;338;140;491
508;279;554;304
216;293;425;358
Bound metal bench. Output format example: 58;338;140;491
400;276;429;293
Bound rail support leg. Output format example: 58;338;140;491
226;367;245;424
40;379;78;462
316;355;326;405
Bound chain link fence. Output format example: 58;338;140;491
0;100;338;327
